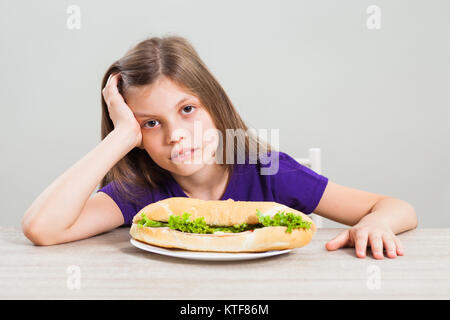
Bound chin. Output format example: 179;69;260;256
169;162;206;177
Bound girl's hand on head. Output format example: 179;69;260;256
102;72;143;148
324;216;404;259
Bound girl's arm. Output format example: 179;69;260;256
313;181;418;259
21;129;136;245
22;73;142;245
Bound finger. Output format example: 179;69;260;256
382;233;397;259
110;72;120;85
105;72;119;89
325;229;350;251
393;236;404;256
103;74;115;100
105;73;125;106
368;233;384;260
105;73;115;88
354;229;369;258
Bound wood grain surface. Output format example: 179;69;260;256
1;226;449;299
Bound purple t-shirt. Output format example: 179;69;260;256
96;151;328;226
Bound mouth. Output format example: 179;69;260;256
170;147;200;162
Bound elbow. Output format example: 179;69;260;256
21;215;59;246
411;206;419;230
404;200;419;230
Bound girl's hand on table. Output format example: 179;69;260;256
324;214;405;259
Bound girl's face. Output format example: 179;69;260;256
124;76;220;177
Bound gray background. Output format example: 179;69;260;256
1;0;448;228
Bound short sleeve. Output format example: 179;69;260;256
96;181;141;226
270;152;329;214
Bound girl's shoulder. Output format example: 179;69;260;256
257;150;329;214
257;150;309;175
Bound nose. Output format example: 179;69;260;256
166;124;191;146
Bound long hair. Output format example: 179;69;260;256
99;35;277;205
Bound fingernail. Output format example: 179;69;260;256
375;251;383;259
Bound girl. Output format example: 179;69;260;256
21;35;418;259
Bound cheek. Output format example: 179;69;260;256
199;123;221;157
141;134;163;155
198;112;218;134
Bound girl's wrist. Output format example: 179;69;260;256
107;128;139;150
353;211;392;237
360;198;418;235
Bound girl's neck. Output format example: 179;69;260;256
171;164;230;201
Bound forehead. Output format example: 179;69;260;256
124;77;196;107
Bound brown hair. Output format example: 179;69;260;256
99;34;277;205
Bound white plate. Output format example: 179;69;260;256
130;238;292;261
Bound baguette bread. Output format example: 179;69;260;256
129;197;316;252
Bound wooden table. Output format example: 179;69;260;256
1;226;449;299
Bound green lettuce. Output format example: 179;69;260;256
137;213;168;228
167;212;212;234
255;209;312;233
136;209;312;234
211;220;264;233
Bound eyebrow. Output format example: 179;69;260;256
133;96;193;118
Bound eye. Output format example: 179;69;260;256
143;119;160;128
142;105;196;129
181;105;196;115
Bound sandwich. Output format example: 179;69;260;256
129;197;316;253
